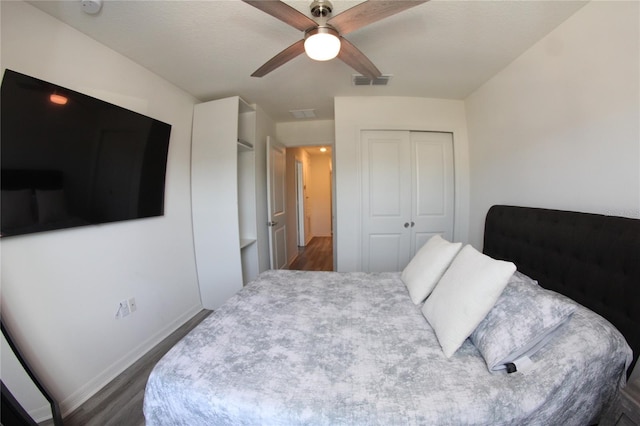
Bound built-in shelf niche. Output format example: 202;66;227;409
191;96;261;309
237;98;258;285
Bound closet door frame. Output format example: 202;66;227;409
360;130;455;272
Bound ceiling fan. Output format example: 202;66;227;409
243;0;427;78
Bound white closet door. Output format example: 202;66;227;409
361;130;454;272
410;131;455;256
361;130;412;272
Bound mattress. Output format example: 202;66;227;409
144;270;631;425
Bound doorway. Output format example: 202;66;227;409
296;160;306;246
288;236;333;270
286;146;333;271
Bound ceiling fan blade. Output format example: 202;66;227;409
243;0;317;32
251;39;306;77
337;38;381;80
328;1;428;35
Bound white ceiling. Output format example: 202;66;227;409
27;0;587;122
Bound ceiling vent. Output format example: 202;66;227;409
289;109;317;119
352;74;392;86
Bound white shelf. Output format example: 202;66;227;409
240;238;256;249
237;139;254;151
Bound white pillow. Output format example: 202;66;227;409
422;245;516;358
401;235;462;304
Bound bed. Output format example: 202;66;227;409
144;205;638;425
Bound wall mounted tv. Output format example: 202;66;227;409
1;69;172;237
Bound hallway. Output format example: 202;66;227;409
288;237;333;271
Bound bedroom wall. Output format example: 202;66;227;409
334;97;470;272
465;1;640;249
308;153;333;238
276;120;335;147
0;1;202;418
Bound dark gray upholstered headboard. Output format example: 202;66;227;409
483;205;639;377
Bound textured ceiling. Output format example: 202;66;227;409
27;0;587;122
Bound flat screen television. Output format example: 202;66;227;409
1;69;172;237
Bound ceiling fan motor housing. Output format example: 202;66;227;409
310;0;333;18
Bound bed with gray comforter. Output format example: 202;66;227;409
144;269;631;425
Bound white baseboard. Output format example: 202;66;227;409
31;405;54;424
55;303;203;418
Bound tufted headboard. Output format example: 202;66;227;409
483;205;639;377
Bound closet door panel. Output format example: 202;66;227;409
369;140;403;216
411;132;455;257
367;234;405;272
414;140;446;215
361;131;412;272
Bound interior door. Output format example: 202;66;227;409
361;130;454;272
266;136;287;269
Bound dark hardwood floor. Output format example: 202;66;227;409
288;236;333;271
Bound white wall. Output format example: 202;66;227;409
276;120;335;147
308;154;333;237
334;97;470;272
0;1;201;418
465;1;640;249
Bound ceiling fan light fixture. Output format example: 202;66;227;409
304;27;340;61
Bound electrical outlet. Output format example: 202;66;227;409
115;299;130;319
128;297;137;313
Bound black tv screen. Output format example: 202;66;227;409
1;69;172;237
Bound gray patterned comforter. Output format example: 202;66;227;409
144;270;632;425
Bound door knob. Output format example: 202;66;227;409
404;222;410;228
268;221;278;227
411;221;415;227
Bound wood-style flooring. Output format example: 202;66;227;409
38;237;332;425
40;310;211;426
288;236;333;271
